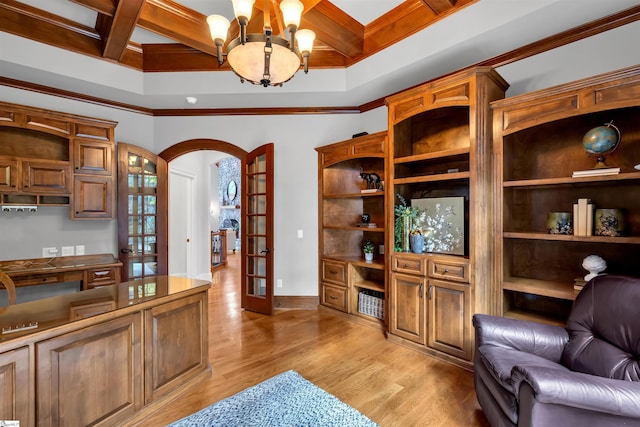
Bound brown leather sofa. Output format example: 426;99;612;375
473;275;640;426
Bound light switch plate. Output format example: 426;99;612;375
75;245;85;255
61;246;75;256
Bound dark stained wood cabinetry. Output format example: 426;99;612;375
492;64;640;325
0;346;31;425
0;276;210;427
385;67;508;368
36;314;143;426
316;131;387;328
0;101;116;219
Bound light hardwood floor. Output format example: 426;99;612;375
137;254;491;426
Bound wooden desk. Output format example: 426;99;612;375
0;276;210;427
0;254;122;290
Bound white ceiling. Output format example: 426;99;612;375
1;0;639;110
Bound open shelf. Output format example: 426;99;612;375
394;171;470;185
502;276;577;301
503;171;640;188
503;232;640;244
394;147;470;164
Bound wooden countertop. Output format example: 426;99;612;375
0;253;121;277
0;275;210;343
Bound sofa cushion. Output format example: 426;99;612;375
562;275;640;381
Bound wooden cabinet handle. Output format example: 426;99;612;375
329;295;338;300
419;284;423;298
428;285;433;300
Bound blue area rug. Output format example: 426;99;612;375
167;370;378;426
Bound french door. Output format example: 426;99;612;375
117;143;168;281
241;144;274;315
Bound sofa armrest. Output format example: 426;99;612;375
473;314;568;362
512;365;640;418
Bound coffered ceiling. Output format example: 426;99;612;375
1;1;639;111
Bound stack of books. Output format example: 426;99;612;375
573;198;594;236
572;167;620;178
574;278;587;291
356;222;377;228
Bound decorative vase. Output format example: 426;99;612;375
546;212;573;235
361;213;370;224
402;216;411;252
594;208;625;236
410;233;424;254
364;252;374;262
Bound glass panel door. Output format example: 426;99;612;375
242;144;273;314
118;143;168;281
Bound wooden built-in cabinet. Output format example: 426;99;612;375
385;67;508;368
0;101;116;219
316;131;387;328
492;65;640;325
0;277;210;427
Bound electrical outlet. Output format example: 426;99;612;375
42;247;58;257
277;279;283;288
75;245;85;255
61;246;75;256
297;229;303;239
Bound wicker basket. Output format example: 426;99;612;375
358;290;384;319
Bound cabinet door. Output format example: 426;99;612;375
390;273;426;345
0;159;18;192
36;314;143;427
428;279;471;360
72;175;114;219
74;140;113;175
22;161;71;194
144;292;208;404
0;346;31;427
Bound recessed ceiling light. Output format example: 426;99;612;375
185;96;198;104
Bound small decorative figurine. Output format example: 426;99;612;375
582;255;607;281
359;170;382;190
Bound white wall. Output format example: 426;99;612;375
1;21;638;296
0;87;153;260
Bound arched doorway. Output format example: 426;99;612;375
160;139;249;279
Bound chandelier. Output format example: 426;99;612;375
207;0;316;87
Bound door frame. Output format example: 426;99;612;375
168;168;196;277
158;138;250;281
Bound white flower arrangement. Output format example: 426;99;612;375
413;202;463;254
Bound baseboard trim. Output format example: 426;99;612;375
274;296;319;310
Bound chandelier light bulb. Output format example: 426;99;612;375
231;0;255;21
207;15;230;42
280;0;303;30
296;29;316;54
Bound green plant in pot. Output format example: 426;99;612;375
394;194;419;252
363;239;375;262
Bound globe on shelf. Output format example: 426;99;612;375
582;121;620;169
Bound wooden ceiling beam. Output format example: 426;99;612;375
0;0;103;57
137;0;217;57
300;0;364;58
69;0;117;16
422;0;456;15
101;0;145;61
362;0;475;63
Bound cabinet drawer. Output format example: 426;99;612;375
322;260;347;285
321;283;348;312
84;267;119;289
428;258;469;283
392;254;426;276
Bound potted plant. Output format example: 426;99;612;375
394;194;420;252
363;239;375;262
